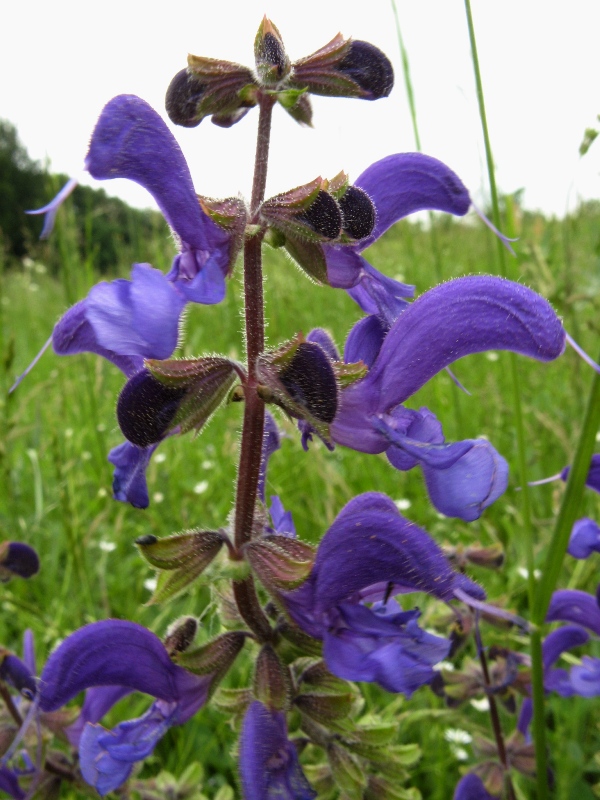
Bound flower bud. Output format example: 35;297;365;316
327;743;367;796
174;631;246;678
253;644;292;711
254;17;290;86
166;57;258;128
257;336;338;447
117;369;186;447
245;535;315;592
261;178;342;244
0;541;39;581
338;185;376;241
164;616;198;656
292;34;393;101
118;357;238;447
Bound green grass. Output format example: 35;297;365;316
2;201;600;798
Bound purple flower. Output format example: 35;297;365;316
454;773;496;800
281;493;483;693
39;620;221;796
302;277;563;520
30;95;236;305
0;542;39;581
239;701;316;800
323;154;512;325
561;453;600;493
567;517;600;559
546;587;600;636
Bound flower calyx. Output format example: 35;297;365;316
253;644;293;712
135;529;226;604
245;535;315;592
257;335;339;445
254;17;290;88
163;616;198;656
166;57;258;129
117;357;239;447
291;33;394;101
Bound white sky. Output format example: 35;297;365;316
2;1;599;217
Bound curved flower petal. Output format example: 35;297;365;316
86;94;231;303
108;441;158;509
53;264;185;378
323;601;449;695
66;685;133;747
422;440;509;522
333;276;565;449
567;517;600;559
454;773;496;800
79;701;177;796
569;656;600;697
39;620;184;712
355;153;471;250
25;177;78;239
546;589;600;636
309;493;484;613
345;261;414;325
344;314;387;369
239;701;316;800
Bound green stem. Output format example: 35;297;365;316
463;1;546;793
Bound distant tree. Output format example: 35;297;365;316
0;119;47;258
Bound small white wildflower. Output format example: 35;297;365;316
194;481;209;495
97;488;108;498
96;423;106;432
486;352;499;362
82;451;92;461
395;499;411;511
144;577;157;592
470;697;490;712
154;453;167;464
202;460;214;470
65;428;73;438
153;492;164;503
434;661;455;672
98;541;116;553
596;431;600;442
444;728;472;745
452;747;469;762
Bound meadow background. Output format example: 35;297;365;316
2;169;600;797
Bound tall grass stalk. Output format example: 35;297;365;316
463;1;546;795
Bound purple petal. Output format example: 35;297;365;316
354;153;471;250
562;454;600;493
309;492;483;612
269;496;296;537
346;261;413;326
542;626;589;671
86;264;185;360
26;177;78;239
0;767;25;800
0;654;36;699
258;411;281;503
322;601;449;695
86;95;228;261
569;656;600;697
422;440;509;521
66;686;133;747
546;589;600;636
454;773;495;800
39;620;183;712
22;630;35;675
239;701;316;800
108;440;158;508
344;314;387;369
306;328;340;362
567;517;600;559
79;701;177;796
333;277;565;447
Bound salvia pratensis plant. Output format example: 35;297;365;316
6;16;600;799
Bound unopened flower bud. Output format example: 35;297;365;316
164;616;198;656
292;34;393;101
253;644;291;711
0;541;39;581
338;185;376;241
117;369;185;447
165;69;206;128
254;17;289;86
261;179;342;244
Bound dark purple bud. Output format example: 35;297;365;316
337;41;394;100
0;653;36;700
0;542;39;580
164;616;198;656
296;191;342;241
279;342;338;424
338;186;376;240
117;369;186;447
165;69;206;127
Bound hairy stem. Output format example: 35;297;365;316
474;618;516;800
234;93;274;552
